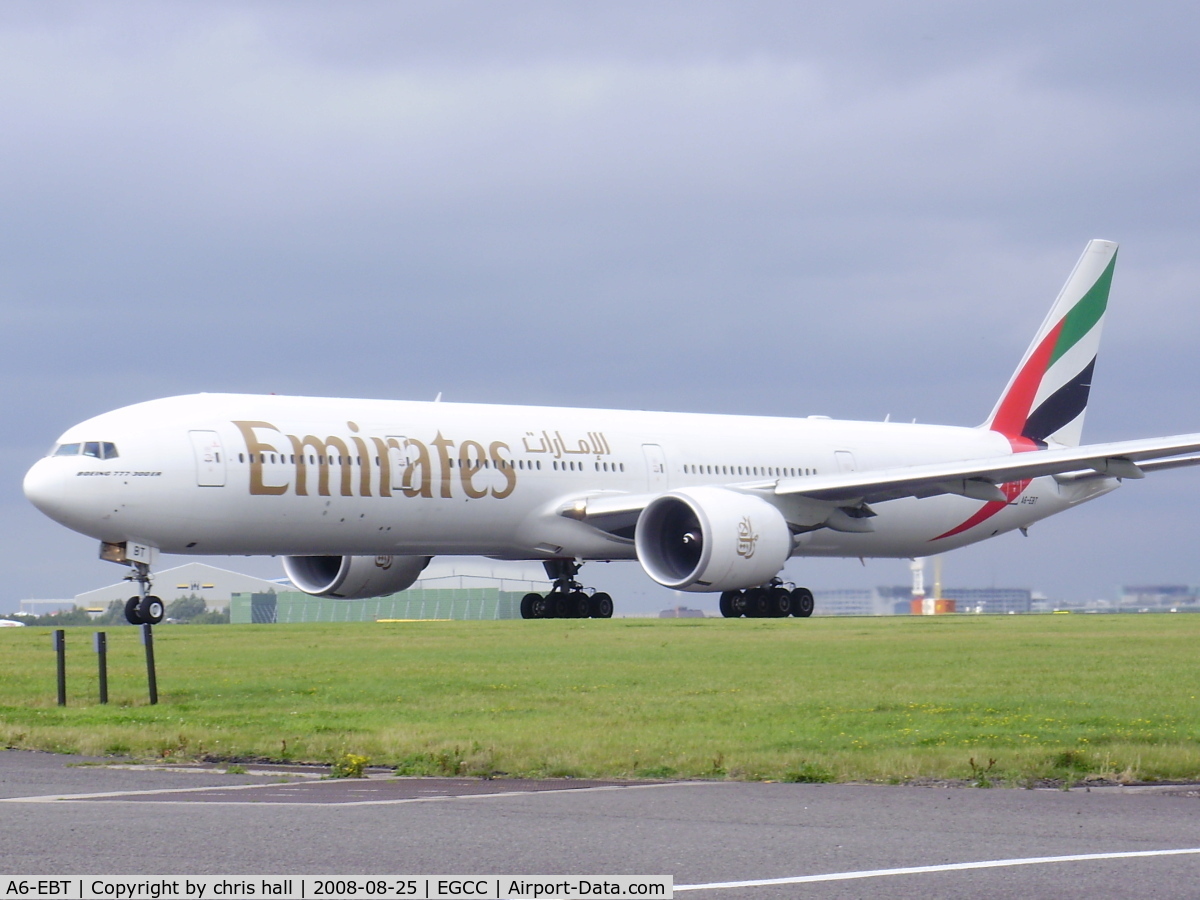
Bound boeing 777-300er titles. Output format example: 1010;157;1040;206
24;240;1200;623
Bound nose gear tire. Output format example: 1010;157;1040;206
124;596;145;626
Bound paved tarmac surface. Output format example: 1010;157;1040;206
3;749;1200;898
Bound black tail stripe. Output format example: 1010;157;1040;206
1021;358;1096;443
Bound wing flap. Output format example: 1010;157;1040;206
1055;453;1200;483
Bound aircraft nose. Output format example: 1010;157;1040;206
23;458;68;522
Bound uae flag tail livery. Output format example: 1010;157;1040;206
985;240;1116;450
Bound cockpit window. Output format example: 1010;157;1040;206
51;441;118;459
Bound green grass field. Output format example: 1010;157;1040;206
2;615;1199;786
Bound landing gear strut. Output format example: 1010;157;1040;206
123;561;164;625
520;559;614;620
720;579;814;619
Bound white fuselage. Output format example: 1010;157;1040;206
23;393;1118;565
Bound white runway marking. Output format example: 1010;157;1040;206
0;781;291;802
675;848;1200;891
0;779;705;806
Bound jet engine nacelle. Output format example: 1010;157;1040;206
283;554;432;599
634;486;792;593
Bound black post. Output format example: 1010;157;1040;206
141;623;158;705
94;631;108;704
53;629;66;706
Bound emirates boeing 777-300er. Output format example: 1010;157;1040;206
24;240;1200;623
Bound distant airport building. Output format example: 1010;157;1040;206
405;559;550;593
876;586;917;615
814;586;1035;616
813;588;894;616
230;558;550;624
941;588;1033;615
659;606;706;618
1119;585;1200;612
75;562;282;613
231;588;527;624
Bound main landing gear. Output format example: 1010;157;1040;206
719;580;814;619
520;559;614;619
122;561;165;625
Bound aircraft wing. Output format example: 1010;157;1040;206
559;434;1200;539
770;433;1200;505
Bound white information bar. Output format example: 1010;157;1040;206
0;878;672;900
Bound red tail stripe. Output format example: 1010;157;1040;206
932;479;1031;541
990;320;1064;438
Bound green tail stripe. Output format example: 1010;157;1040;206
1049;252;1117;366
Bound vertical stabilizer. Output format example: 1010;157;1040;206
985;240;1117;448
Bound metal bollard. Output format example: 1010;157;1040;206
52;629;66;706
141;623;158;705
94;631;108;704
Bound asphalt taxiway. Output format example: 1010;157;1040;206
3;750;1199;898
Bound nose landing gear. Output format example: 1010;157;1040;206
519;559;615;619
122;562;164;625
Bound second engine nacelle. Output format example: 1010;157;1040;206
634;486;792;593
283;554;432;599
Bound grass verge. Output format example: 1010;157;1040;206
2;615;1199;785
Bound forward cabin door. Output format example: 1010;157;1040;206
189;430;226;487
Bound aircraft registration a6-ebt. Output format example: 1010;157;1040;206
24;240;1200;623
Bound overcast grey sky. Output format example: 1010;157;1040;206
4;1;1200;612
